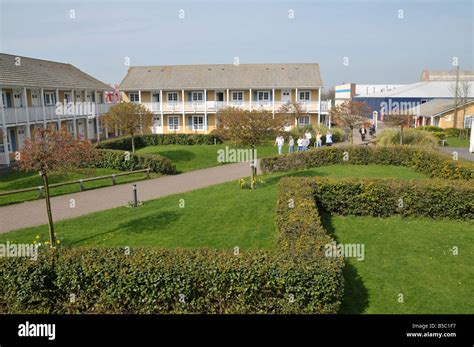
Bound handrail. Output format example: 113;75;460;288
0;168;151;197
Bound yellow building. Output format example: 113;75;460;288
410;99;474;129
119;63;330;134
0;53;114;166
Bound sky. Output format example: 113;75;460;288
0;0;472;90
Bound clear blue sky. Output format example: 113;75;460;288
0;0;472;90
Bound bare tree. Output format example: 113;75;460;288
16;128;98;246
102;102;154;152
329;100;371;144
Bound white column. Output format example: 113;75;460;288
159;89;163;117
226;89;230;107
55;89;60;130
295;88;298;126
204;89;208;131
249;89;252;112
0;87;10;165
72;90;77;137
182;89;185;133
318;87;321;126
272;88;275;118
138;90;141;104
40;88;46;128
23;87;31;139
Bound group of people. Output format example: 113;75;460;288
275;130;333;155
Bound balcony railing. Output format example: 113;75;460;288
140;100;331;114
2;103;113;126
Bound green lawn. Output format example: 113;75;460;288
443;136;469;148
136;142;278;173
0;164;427;249
326;214;474;314
0;169;159;206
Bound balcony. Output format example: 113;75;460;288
140;100;331;114
2;103;113;126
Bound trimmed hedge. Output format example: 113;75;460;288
96;134;223;151
260;146;474;180
311;178;474;220
0;247;343;314
95;149;176;174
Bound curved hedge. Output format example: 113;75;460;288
95;149;176;174
96;134;223;151
260;146;474;180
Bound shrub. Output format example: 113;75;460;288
376;129;439;146
96;134;223;151
311;178;474;220
260;146;474;180
416;126;445;132
94;149;176;174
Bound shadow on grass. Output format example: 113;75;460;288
70;211;181;245
259;168;330;186
156;150;196;163
321;211;369;314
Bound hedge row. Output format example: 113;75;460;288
94;149;176;174
0;247;343;314
260;146;474;180
96;134;223;151
311;178;474;220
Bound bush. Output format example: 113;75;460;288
376;129;439;146
96;134;223;151
95;149;176;174
260;145;474;180
416;126;445;132
311;178;474;220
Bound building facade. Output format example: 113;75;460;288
0;53;115;165
119;63;330;134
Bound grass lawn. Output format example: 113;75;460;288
136;141;279;173
0;169;160;206
443;136;469;148
0;164;427;249
325;214;474;314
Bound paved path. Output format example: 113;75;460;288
438;147;474;162
0;162;261;234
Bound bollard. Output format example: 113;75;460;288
79;179;84;192
132;184;138;207
38;186;44;198
111;174;116;186
146;169;150;179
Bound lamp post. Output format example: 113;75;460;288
373;111;378;130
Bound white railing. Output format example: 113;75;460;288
0;152;8;165
2;103;113;126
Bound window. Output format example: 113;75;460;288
299;91;311;102
257;91;270;102
168;116;179;131
232;91;243;102
129;93;139;102
152;93;160;102
464;115;473;129
193;116;204;130
44;92;56;106
192;92;203;102
167;92;178;103
297;116;310;126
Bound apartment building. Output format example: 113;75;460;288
119;63;330;134
0;53;114;165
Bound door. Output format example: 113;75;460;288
31;90;41;107
64;92;72;104
216;92;224;102
13;90;22;107
282;90;291;104
17;127;25;150
153;115;163;134
78;120;85;139
8;128;16;152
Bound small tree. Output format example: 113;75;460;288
329;101;370;144
16;128;98;246
216;107;288;188
384;113;411;145
102;102;154;152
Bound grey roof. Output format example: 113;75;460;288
420;69;474;82
119;63;323;90
407;98;474;117
0;53;111;90
359;81;474;98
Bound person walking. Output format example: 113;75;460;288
325;131;333;146
275;135;284;155
359;126;367;142
315;131;322;147
288;135;295;153
304;129;312;147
